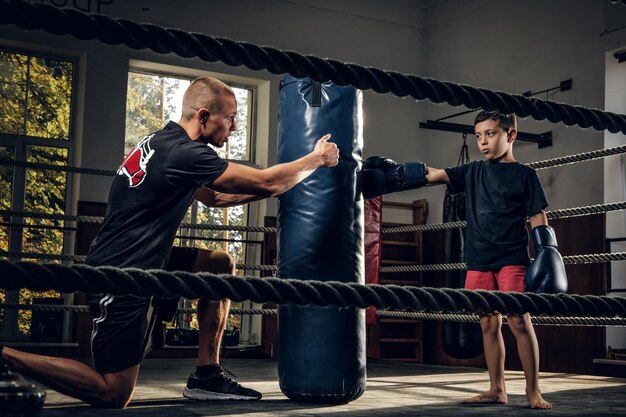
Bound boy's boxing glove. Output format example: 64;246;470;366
362;156;427;198
525;225;568;293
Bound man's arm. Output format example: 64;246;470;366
211;134;338;197
195;187;264;208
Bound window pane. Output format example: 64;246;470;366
125;72;251;161
125;72;190;153
0;146;13;332
0;146;13;252
193;204;246;264
23;145;68;255
26;56;73;140
0;51;27;135
19;145;65;336
0;50;73;139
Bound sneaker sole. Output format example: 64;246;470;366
183;388;261;401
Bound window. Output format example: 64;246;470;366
0;47;75;340
125;70;257;341
125;71;252;161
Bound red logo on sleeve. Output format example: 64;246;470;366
117;134;155;187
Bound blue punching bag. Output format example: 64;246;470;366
277;75;366;404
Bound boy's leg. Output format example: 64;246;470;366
498;265;551;409
460;314;508;404
507;314;551;409
460;270;507;404
3;348;139;408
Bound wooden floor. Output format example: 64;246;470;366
38;358;626;417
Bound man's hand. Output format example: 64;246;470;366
313;134;339;167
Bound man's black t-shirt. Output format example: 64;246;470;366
85;121;228;269
444;160;548;271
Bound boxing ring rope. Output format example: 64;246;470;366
0;209;277;233
3;200;626;236
383;201;626;233
1;259;625;322
1;302;625;327
0;0;625;134
380;251;626;273
2;137;626;178
2;250;626;273
526;144;626;170
3;141;626;236
0;303;277;316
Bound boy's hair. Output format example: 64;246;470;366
474;110;517;132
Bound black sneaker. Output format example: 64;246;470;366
183;367;262;401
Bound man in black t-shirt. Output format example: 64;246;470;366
2;77;340;408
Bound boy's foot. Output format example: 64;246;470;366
183;366;262;401
460;390;507;405
527;392;552;409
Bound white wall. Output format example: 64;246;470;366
605;48;626;349
419;0;626;223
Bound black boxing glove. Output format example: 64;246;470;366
361;168;387;199
525;225;568;293
362;156;428;196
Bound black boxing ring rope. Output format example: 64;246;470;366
0;0;625;133
2;138;626;179
3;200;626;235
2;250;626;273
3;141;626;236
1;259;626;322
1;302;625;327
4;200;626;235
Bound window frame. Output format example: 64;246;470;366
0;45;79;342
126;64;257;165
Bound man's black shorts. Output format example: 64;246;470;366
88;246;198;374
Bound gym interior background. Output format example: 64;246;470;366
0;0;625;376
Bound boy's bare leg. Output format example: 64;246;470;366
3;347;139;408
507;313;552;409
460;314;508;404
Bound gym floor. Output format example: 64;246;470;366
40;358;626;416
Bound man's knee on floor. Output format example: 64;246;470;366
94;368;139;409
92;385;134;409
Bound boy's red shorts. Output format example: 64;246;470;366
465;265;527;292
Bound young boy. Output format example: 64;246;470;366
363;110;568;409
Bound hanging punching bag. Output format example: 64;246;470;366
277;75;366;404
442;136;483;359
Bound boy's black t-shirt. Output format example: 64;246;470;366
85;121;228;269
444;160;548;271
